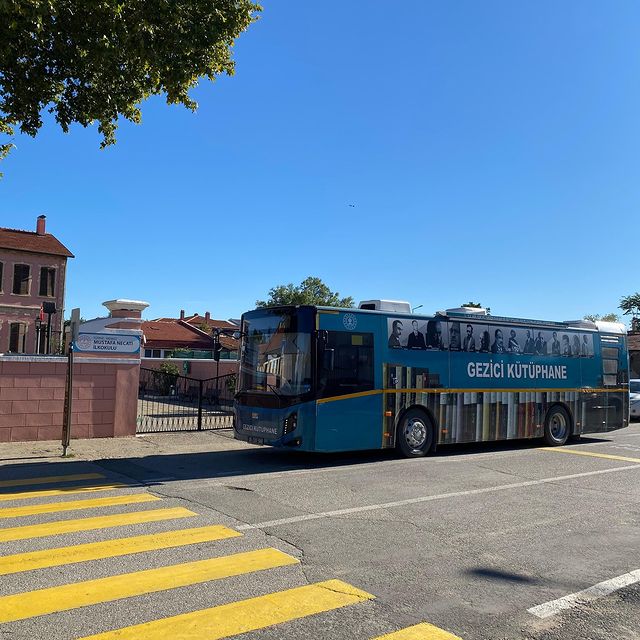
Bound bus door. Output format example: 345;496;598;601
315;329;382;451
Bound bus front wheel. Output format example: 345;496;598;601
543;405;571;446
396;409;434;458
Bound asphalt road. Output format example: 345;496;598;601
0;424;639;639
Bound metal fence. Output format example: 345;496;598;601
137;368;235;433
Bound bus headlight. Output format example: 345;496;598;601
283;412;298;435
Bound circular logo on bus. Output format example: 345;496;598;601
343;313;357;331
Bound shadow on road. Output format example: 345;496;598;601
0;433;614;488
466;567;541;585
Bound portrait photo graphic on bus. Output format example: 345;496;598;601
387;317;439;350
387;317;594;358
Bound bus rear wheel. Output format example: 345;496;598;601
543;405;571;446
396;409;434;458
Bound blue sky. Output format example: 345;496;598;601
1;1;638;324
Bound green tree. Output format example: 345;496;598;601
583;313;620;323
0;0;261;168
619;293;640;331
153;361;180;394
619;293;640;318
256;277;355;308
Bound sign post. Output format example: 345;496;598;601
61;344;74;456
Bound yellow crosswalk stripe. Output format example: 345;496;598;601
0;473;105;488
0;483;128;502
0;507;196;543
0;548;300;623
78;579;374;640
372;622;464;639
539;447;640;464
0;524;241;576
0;493;160;520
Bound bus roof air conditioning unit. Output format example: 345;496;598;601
358;300;412;314
563;319;626;334
562;320;598;330
445;307;488;316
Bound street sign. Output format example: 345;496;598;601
73;333;141;354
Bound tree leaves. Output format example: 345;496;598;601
583;313;620;323
0;0;261;168
256;277;355;309
620;293;640;318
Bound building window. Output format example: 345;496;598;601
12;264;30;295
39;267;56;297
9;323;27;353
144;349;162;358
0;261;3;292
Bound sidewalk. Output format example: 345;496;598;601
0;429;257;466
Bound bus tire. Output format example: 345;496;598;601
543;405;571;446
396;408;434;458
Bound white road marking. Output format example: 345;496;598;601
528;569;640;618
236;464;640;530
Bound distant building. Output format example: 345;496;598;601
629;332;640;379
142;310;239;360
0;215;74;353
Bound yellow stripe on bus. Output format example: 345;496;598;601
0;507;196;543
385;388;628;394
0;483;127;502
78;579;374;640
372;622;464;639
317;390;383;404
0;548;299;623
0;493;160;520
0;525;242;576
0;473;105;488
317;387;627;404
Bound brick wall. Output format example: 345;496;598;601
0;356;139;442
140;358;238;380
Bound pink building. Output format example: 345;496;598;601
0;215;74;354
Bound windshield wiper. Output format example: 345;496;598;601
267;383;282;397
267;383;283;404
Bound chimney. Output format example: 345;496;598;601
36;215;46;235
180;310;185;320
205;311;210;322
102;299;149;319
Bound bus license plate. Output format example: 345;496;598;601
248;436;265;445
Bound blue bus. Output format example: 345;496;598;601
234;301;629;457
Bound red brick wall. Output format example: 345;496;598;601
0;357;139;442
140;358;238;380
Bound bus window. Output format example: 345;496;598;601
318;331;374;399
602;346;619;387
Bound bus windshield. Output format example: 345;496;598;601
239;309;313;398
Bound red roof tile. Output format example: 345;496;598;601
0;227;74;258
142;320;214;349
183;315;237;330
142;319;238;351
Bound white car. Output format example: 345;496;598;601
630;379;640;420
